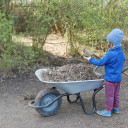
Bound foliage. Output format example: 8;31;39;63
12;0;128;50
0;12;37;72
0;0;12;19
12;1;54;53
0;0;128;72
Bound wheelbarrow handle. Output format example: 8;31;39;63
122;67;128;76
93;66;99;71
122;66;128;73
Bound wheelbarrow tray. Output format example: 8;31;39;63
35;69;104;94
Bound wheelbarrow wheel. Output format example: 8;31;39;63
34;88;62;117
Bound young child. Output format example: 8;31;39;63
84;28;125;117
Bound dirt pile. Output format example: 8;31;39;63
42;63;104;82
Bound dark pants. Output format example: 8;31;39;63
105;81;120;110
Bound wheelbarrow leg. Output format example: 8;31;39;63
67;95;79;103
77;85;105;115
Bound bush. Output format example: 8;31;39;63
0;12;37;72
1;0;128;73
12;0;128;55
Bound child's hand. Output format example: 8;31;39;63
84;56;91;61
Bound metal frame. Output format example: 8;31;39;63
29;84;105;115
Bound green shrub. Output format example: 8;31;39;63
0;0;128;73
0;12;37;72
12;0;128;55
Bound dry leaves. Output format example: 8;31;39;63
42;63;103;82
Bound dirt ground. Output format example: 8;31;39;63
1;34;128;128
0;64;128;128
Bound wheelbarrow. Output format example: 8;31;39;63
29;66;128;116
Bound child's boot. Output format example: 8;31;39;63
112;108;119;113
96;109;111;117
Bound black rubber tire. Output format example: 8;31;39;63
34;88;62;117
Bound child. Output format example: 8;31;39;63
84;28;125;117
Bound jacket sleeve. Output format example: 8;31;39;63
89;52;110;66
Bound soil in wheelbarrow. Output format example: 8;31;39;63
42;63;104;82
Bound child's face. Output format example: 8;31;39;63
107;41;114;49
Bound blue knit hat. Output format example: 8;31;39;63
107;28;124;45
